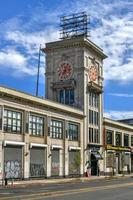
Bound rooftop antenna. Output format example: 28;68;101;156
60;12;90;40
36;44;41;96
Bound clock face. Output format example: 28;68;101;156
89;66;97;81
57;62;73;80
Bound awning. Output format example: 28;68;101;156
68;146;81;151
30;143;47;148
3;140;25;147
51;145;63;150
91;151;103;160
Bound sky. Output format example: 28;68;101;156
0;0;133;120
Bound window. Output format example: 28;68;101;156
68;123;79;141
131;136;133;146
115;132;121;146
89;91;99;146
89;128;99;143
89;110;92;124
89;92;99;108
50;119;63;139
60;90;64;103
59;88;74;105
89;110;99;126
29;115;44;136
124;134;129;147
4;109;22;133
106;130;113;145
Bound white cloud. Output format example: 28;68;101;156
0;3;59;79
0;50;26;68
5;29;58;50
0;50;37;76
0;0;133;83
91;13;133;82
104;110;133;120
108;93;133;98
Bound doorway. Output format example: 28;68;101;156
91;154;98;176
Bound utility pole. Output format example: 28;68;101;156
36;44;41;96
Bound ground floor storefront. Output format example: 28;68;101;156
1;142;133;181
104;145;131;176
0;141;83;181
85;145;104;177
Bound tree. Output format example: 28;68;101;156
73;151;81;173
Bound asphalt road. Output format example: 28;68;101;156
0;177;133;200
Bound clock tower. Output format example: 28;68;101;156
42;12;107;175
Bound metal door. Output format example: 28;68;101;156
4;146;23;179
30;148;46;177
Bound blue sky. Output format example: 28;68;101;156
0;0;133;120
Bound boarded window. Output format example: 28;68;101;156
106;152;115;167
69;151;80;175
51;150;60;176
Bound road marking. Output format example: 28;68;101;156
0;182;133;200
0;193;12;195
24;182;133;200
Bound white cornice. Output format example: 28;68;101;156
103;117;133;130
42;37;107;59
0;85;84;118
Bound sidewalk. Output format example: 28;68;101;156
1;174;133;187
0;176;104;187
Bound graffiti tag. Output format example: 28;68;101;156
4;160;21;179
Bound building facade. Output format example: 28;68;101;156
0;36;133;181
0;86;84;180
43;36;107;176
103;118;133;176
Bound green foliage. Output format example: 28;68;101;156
74;151;81;168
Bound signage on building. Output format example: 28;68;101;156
106;145;130;152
